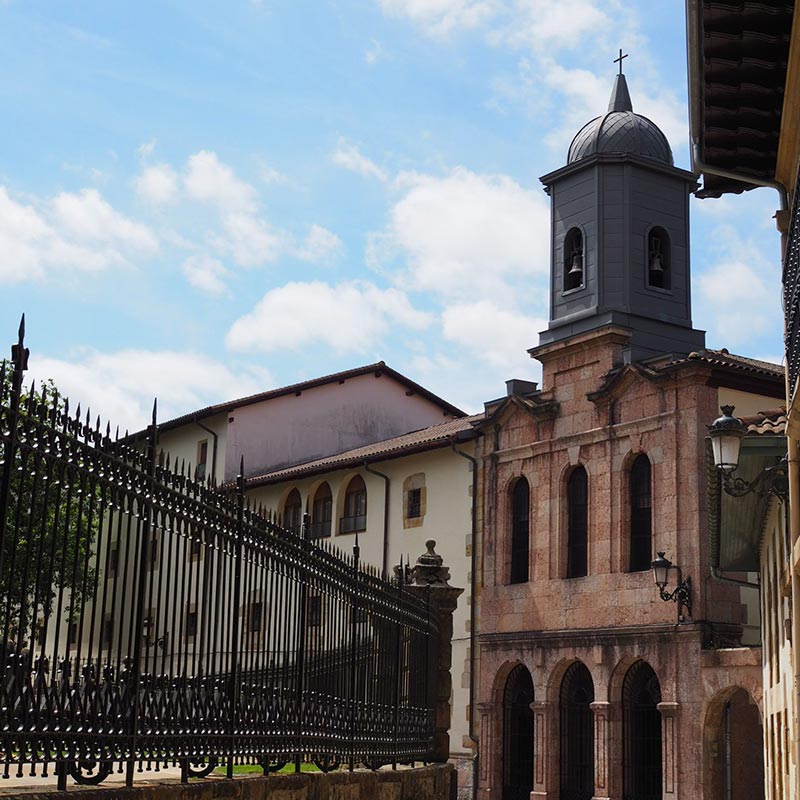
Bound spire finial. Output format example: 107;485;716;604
614;48;628;75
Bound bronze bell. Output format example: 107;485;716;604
649;253;663;273
568;252;583;276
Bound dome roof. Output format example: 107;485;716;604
567;74;673;166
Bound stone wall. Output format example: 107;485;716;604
18;765;454;800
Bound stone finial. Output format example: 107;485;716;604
410;540;451;587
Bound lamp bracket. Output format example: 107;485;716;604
720;457;788;502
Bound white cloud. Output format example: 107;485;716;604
226;280;432;354
137;139;157;159
184;150;258;213
214;212;283;267
442;300;544;369
28;348;272;434
369;167;549;301
378;0;500;36
332;141;388;182
364;38;386;64
52;188;158;252
0;186;156;284
181;254;230;295
294;224;344;264
134;163;179;204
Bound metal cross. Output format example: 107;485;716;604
614;48;628;74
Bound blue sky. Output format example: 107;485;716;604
0;0;785;430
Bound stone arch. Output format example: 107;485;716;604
621;660;662;800
703;686;764;800
502;663;535;800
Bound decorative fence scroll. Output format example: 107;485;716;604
0;319;438;789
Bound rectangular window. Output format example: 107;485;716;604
103;617;114;645
408;488;422;519
67;620;78;649
108;544;119;576
196;439;208;481
189;536;202;558
185;608;197;638
249;601;263;634
308;596;322;627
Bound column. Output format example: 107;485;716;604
531;700;552;799
590;701;612;799
658;701;680;800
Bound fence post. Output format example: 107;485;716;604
348;537;360;772
0;317;28;611
226;456;246;778
406;540;463;764
125;399;159;788
293;507;311;772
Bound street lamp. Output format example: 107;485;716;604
650;551;692;621
708;406;788;500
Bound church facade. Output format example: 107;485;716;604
473;72;783;800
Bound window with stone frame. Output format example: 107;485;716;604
509;477;530;584
340;475;367;534
403;473;426;528
283;488;303;535
628;454;652;572
563;227;584;292
566;466;588;578
196;439;208;481
311;482;333;538
646;227;671;290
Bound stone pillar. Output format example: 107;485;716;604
658;701;680;800
476;702;494;800
408;540;464;764
590;701;612;799
531;700;552;799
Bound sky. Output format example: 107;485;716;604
0;0;786;432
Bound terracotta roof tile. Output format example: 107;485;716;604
741;407;787;436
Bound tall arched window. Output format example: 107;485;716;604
560;662;594;800
311;482;332;539
283;488;302;535
623;661;662;800
647;227;671;290
503;665;534;800
566;467;588;578
629;455;652;572
564;228;584;292
509;478;530;584
340;475;367;534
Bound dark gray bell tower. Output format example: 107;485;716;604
538;68;705;363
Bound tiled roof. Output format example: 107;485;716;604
138;361;465;437
246;413;484;487
668;348;784;378
741;407;787;436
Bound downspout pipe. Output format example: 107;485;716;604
363;460;390;577
193;416;219;483
451;431;480;800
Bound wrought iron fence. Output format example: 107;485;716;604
0;319;439;789
784;165;800;400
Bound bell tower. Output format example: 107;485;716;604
537;63;705;363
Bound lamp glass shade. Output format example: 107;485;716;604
651;552;671;588
710;430;743;472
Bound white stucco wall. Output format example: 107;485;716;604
248;442;475;760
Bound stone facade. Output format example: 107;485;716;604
474;325;780;799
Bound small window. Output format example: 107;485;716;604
189;536;202;558
311;483;333;539
196;439;208;481
647;227;671;290
566;467;588;578
67;620;78;649
283;488;303;535
308;595;322;627
146;532;160;571
408;488;422;519
564;228;584;292
185;607;198;638
510;478;530;584
340;475;367;534
628;455;652;572
103;616;114;646
248;601;263;634
403;473;426;528
108;543;118;576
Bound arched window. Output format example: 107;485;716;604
560;662;594;800
566;467;588;578
283;488;302;535
623;661;662;800
564;228;584;292
340;475;367;534
629;455;652;572
503;665;534;800
647;227;671;290
510;478;530;584
311;482;333;539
